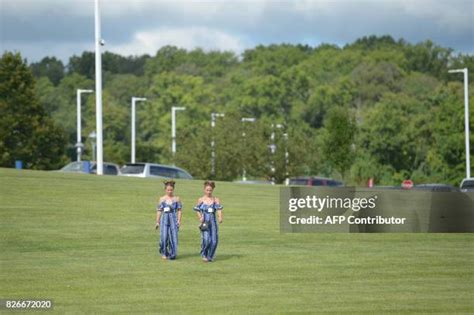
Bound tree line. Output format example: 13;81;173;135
1;35;473;185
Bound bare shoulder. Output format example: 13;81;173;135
174;196;181;202
214;197;222;204
197;197;204;203
159;196;165;202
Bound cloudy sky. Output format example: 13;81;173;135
1;0;473;63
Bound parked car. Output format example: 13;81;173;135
58;161;120;175
119;163;193;179
367;185;401;190
460;178;474;192
414;183;459;192
289;176;344;187
234;180;273;185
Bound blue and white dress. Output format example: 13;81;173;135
194;199;223;261
157;198;182;259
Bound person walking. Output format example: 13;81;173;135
193;180;223;262
155;180;182;260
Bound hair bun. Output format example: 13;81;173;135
164;180;176;188
204;180;215;189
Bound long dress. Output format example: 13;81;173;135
157;199;182;259
193;199;223;261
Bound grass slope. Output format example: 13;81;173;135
1;168;473;313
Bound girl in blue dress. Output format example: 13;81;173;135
155;180;182;260
193;180;223;262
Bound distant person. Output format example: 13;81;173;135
155;180;182;260
193;180;223;262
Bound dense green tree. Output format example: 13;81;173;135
53;73;94;141
404;40;452;79
144;46;188;77
232;75;290;119
294;46;362;85
267;121;325;183
30;56;65;85
175;113;251;181
449;53;474;83
322;106;357;180
68;51;150;79
128;72;216;165
358;93;431;176
10;37;471;185
102;51;150;76
68;52;95;79
212;113;250;180
174;124;212;179
33;72;94;160
346;35;402;51
351;61;405;106
235;116;269;180
0;52;67;169
105;74;147;106
303;78;356;129
175;49;239;80
242;44;311;76
425;83;474;184
35;77;59;115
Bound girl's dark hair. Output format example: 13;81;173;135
204;180;215;189
164;180;176;188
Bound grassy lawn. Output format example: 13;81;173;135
1;168;473;313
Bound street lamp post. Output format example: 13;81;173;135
94;0;104;175
283;132;289;184
241;117;256;181
88;131;96;162
171;106;186;161
211;113;225;177
449;68;471;178
75;89;93;162
270;124;284;184
131;97;147;163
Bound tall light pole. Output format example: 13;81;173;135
211;113;225;177
449;68;471;178
241;117;256;181
88;131;96;162
270;123;284;184
75;89;93;162
94;0;104;175
131;97;147;163
171;106;186;161
283;132;289;185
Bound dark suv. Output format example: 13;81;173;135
289;176;344;187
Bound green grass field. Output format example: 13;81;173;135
1;168;473;313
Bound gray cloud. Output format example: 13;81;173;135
1;0;472;63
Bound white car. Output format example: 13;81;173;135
119;163;193;179
460;178;474;192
